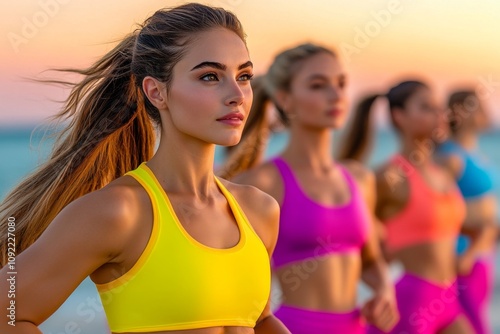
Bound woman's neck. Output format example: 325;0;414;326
147;128;217;199
452;130;478;150
282;124;335;173
399;135;436;169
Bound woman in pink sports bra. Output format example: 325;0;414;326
221;43;399;334
340;80;475;333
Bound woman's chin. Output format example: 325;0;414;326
213;136;242;147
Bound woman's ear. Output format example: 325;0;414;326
391;107;406;129
274;89;290;114
142;76;168;110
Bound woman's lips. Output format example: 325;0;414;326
326;108;343;116
216;112;244;126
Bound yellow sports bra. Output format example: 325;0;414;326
95;162;271;332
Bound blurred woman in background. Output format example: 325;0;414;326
436;90;498;334
340;80;475;333
221;43;399;334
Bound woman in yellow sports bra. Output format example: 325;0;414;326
0;3;290;334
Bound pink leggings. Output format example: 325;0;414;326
367;273;470;334
274;304;366;334
458;256;495;334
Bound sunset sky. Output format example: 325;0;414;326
1;0;499;126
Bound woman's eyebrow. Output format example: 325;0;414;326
307;73;346;81
191;60;253;71
238;61;253;70
307;73;329;81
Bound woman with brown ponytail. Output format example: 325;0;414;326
222;43;399;334
340;81;475;333
0;3;290;334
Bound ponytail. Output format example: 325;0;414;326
219;76;271;179
0;33;156;265
338;94;381;162
338;80;428;163
1;3;247;264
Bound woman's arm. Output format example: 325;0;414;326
438;155;498;273
345;161;399;332
362;183;399;332
361;241;398;333
361;169;392;291
254;194;290;334
0;186;135;332
255;313;290;334
252;189;290;334
228;180;290;334
457;219;498;274
253;196;291;334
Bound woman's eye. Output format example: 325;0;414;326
238;73;254;81
421;103;434;112
310;83;325;89
201;73;218;81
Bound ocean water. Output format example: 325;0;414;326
1;126;499;333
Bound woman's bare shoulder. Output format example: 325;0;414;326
230;161;281;194
218;177;279;253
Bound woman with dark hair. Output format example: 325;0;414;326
341;81;475;333
222;43;399;334
0;3;290;333
435;90;497;334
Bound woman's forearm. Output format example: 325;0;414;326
0;321;42;333
463;221;498;257
362;259;392;293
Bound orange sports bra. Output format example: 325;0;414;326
383;155;466;253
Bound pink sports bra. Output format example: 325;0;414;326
271;157;371;269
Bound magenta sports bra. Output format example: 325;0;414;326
271;157;371;269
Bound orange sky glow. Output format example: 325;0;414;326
1;0;499;126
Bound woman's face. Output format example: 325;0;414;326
453;95;490;132
396;87;444;140
282;52;348;130
163;28;253;146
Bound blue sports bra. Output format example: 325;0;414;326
437;140;496;254
437;140;494;199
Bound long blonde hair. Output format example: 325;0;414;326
0;3;245;266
